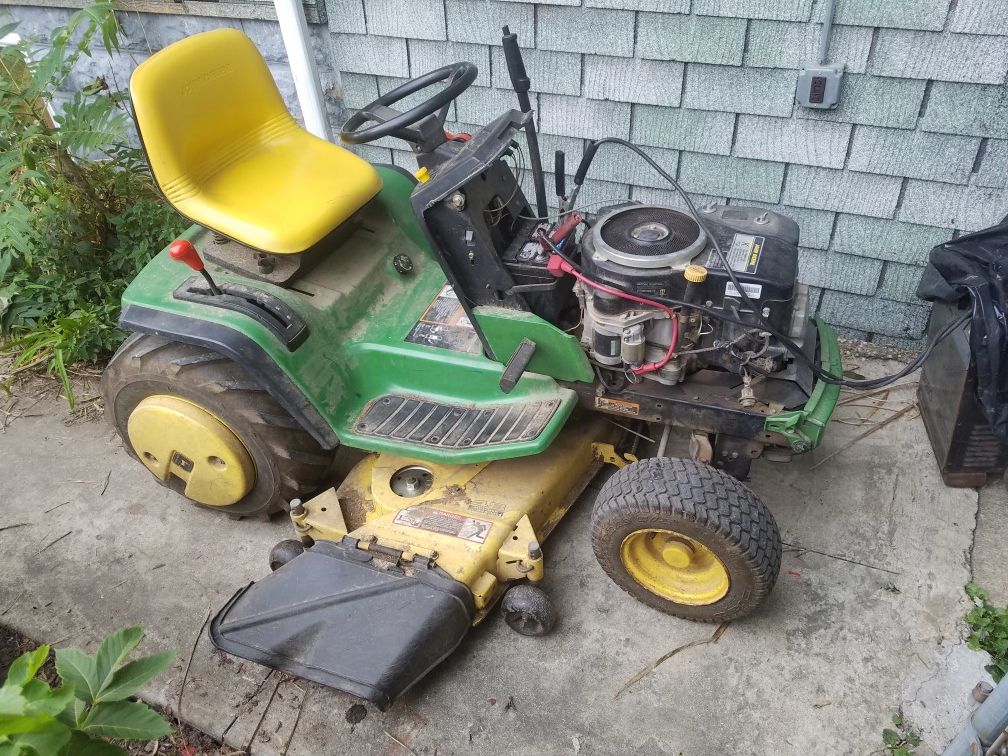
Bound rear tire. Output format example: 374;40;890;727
590;457;780;622
101;333;333;518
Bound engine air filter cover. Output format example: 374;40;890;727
591;205;707;269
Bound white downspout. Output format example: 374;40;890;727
272;0;333;141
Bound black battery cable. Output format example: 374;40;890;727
567;137;971;390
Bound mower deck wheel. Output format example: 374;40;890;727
590;457;781;622
101;334;333;518
269;539;306;571
501;584;556;636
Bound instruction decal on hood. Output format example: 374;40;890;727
405;284;481;355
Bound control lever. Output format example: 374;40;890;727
554;150;567;210
169;239;222;295
502;26;548;219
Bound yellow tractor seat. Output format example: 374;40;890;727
130;29;382;255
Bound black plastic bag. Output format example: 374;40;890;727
917;219;1008;442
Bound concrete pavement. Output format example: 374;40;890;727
0;365;1002;755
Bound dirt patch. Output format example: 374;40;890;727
0;354;105;428
0;624;229;756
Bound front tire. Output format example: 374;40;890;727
101;334;333;518
590;457;780;622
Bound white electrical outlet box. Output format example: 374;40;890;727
796;63;844;109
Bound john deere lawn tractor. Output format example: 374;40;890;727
101;26;843;708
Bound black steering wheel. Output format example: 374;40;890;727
340;62;478;145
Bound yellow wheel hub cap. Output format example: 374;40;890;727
127;395;255;507
620;529;730;605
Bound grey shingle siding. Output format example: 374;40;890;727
782;166;903;218
682;65;797;116
796;75;927;129
948;0;1008;35
13;0;1005;345
732;116;851;169
846;127;982;183
869;31;1008;84
678;153;785;203
744;21;874;73
491;47;581;95
824;0;951;31
537;7;635;56
631;106;735;154
831;215;953;264
693;0;813;23
798;249;883;296
636;13;747;65
975;140;1008;189
919;83;1008;139
364;0;445;39
582;56;683;106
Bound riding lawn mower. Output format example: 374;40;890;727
101;26;850;709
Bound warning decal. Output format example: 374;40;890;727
595;396;640;416
405;284;481;355
393;505;492;544
706;233;764;274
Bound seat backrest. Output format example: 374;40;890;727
130;29;295;204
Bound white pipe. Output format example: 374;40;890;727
272;0;332;141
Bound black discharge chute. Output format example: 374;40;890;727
917;218;1008;442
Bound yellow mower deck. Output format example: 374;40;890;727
292;412;623;620
208;414;627;709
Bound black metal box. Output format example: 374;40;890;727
918;301;1008;487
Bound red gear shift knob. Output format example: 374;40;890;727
168;239;204;271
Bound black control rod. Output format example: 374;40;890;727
502;25;548;219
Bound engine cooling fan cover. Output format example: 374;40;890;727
589;205;707;269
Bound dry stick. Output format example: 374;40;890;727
782;541;900;575
99;470;112;497
0;522;30;533
177;607;212;728
43;500;70;514
615;622;729;699
1;591;24;617
36;530;72;554
384;730;419;756
811;401;917;470
837;381;918;404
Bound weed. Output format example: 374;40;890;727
0;3;185;405
0;625;175;754
881;710;921;756
965;582;1008;683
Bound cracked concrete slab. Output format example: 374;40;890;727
0;365;997;754
974;482;1008;606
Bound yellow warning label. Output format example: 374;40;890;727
594;396;640;416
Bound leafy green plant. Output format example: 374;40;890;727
0;626;175;755
0;3;186;404
965;581;1008;683
881;710;921;756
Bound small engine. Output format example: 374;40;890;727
576;203;814;388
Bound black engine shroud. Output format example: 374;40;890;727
581;203;800;336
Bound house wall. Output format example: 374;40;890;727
4;0;1008;346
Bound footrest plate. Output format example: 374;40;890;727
354;394;561;449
